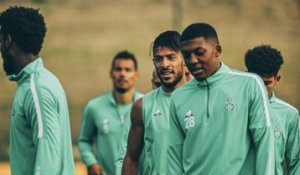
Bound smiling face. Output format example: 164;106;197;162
110;58;138;93
153;46;184;89
181;37;221;81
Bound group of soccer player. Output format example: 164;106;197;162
0;5;299;175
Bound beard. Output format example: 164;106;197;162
1;45;15;75
159;69;184;89
114;86;129;94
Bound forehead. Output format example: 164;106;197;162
181;37;212;51
113;58;135;68
154;46;179;56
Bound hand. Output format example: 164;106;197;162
87;164;103;175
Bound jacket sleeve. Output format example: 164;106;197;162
167;98;184;175
77;103;98;167
286;111;300;175
115;120;130;175
24;87;62;175
248;78;275;175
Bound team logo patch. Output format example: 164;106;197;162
274;125;281;138
225;97;235;112
184;110;195;129
153;109;162;117
102;119;110;134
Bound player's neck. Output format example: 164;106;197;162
13;49;38;75
113;88;135;105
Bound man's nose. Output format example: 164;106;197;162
189;53;199;64
161;57;170;68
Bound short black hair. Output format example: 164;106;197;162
152;30;181;54
111;50;138;70
0;6;47;55
245;45;284;76
181;23;219;44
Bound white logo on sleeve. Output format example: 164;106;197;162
102;119;110;134
153;109;162;117
184;110;195;129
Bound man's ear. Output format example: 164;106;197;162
215;44;222;57
275;75;281;84
4;34;12;48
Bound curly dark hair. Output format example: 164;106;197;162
0;6;47;55
245;45;284;76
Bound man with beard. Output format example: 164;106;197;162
115;67;161;175
0;6;75;175
78;50;143;175
168;23;275;175
122;30;187;175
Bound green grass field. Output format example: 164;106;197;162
0;0;299;162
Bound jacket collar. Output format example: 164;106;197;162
269;92;276;103
8;58;43;84
195;62;230;87
108;90;141;106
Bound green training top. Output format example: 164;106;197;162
142;87;171;175
9;58;75;175
78;91;142;175
115;116;146;175
168;63;275;175
269;93;300;175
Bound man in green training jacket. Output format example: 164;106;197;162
78;50;143;175
122;30;187;175
0;6;75;175
115;67;161;175
167;23;275;175
245;45;300;175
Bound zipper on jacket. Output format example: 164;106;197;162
205;80;210;119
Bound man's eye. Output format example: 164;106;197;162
153;56;162;62
167;55;177;60
264;81;272;86
194;50;204;56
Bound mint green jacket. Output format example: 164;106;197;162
9;58;75;175
78;91;142;175
168;63;275;175
269;93;300;175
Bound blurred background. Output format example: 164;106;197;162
0;0;299;174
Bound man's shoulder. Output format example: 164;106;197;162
172;78;198;97
227;69;262;83
273;97;299;115
142;89;159;102
86;92;111;108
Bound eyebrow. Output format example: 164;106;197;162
182;47;203;52
154;53;176;57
